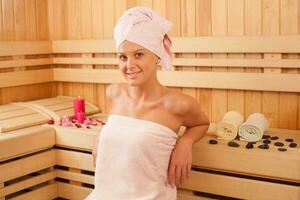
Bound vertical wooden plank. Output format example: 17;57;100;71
244;0;262;118
262;0;280;128
279;0;298;129
0;0;3;41
14;0;26;41
51;0;67;96
166;0;181;93
138;0;152;7
211;0;227;123
153;0;166;17
227;0;244;116
0;0;3;104
66;0;83;98
115;0;127;22
2;0;15;40
25;0;37;40
81;0;95;104
126;0;137;8
92;0;106;112
181;0;196;98
36;0;48;40
103;0;115;112
1;0;15;104
196;0;212;121
298;0;300;130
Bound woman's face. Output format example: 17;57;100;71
117;40;159;86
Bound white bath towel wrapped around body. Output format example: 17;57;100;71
216;111;244;141
85;114;178;200
238;113;269;142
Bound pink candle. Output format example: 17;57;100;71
77;112;86;123
74;96;85;119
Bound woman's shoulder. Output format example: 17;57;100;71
106;83;127;100
163;89;196;116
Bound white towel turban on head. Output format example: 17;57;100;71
114;6;173;70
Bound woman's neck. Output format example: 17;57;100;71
127;80;166;104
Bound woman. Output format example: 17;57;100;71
86;6;209;200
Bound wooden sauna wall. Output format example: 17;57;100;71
0;0;56;105
48;0;300;129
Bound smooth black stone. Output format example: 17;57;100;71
228;141;239;147
285;138;294;142
270;136;279;140
246;143;254;149
289;143;297;148
278;148;287;152
262;135;270;139
258;144;269;149
274;142;284;147
209;139;218;144
263;139;271;144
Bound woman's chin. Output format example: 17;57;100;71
126;78;143;86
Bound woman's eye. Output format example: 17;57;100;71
118;55;127;61
135;52;144;58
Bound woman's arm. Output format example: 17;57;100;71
167;95;210;187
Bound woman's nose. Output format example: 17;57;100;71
126;58;136;70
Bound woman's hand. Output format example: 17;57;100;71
166;137;193;187
92;134;100;168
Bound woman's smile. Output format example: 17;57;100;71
126;71;142;79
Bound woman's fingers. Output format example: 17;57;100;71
180;165;187;184
175;165;182;186
167;164;176;187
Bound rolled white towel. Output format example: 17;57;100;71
238;113;269;142
216;111;244;141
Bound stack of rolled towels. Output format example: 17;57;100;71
216;111;269;142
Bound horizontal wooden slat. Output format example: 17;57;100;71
51;124;98;151
0;150;56;182
177;190;213;200
0;108;36;121
53;39;115;53
57;182;91;200
55;169;94;185
0;58;52;69
55;149;94;172
10;183;57;200
0;113;51;133
0;69;53;88
0;171;56;197
172;36;300;53
0;126;55;161
52;36;300;53
0;41;52;57
179;170;300;200
53;68;300;92
53;57;300;68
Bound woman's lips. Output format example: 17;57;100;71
126;71;141;79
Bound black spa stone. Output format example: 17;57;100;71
278;148;287;152
274;142;284;147
285;138;294;142
258;144;269;149
263;139;271;144
209;139;218;144
270;136;279;140
228;141;239;147
289;143;297;148
246;142;254;149
262;135;270;139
